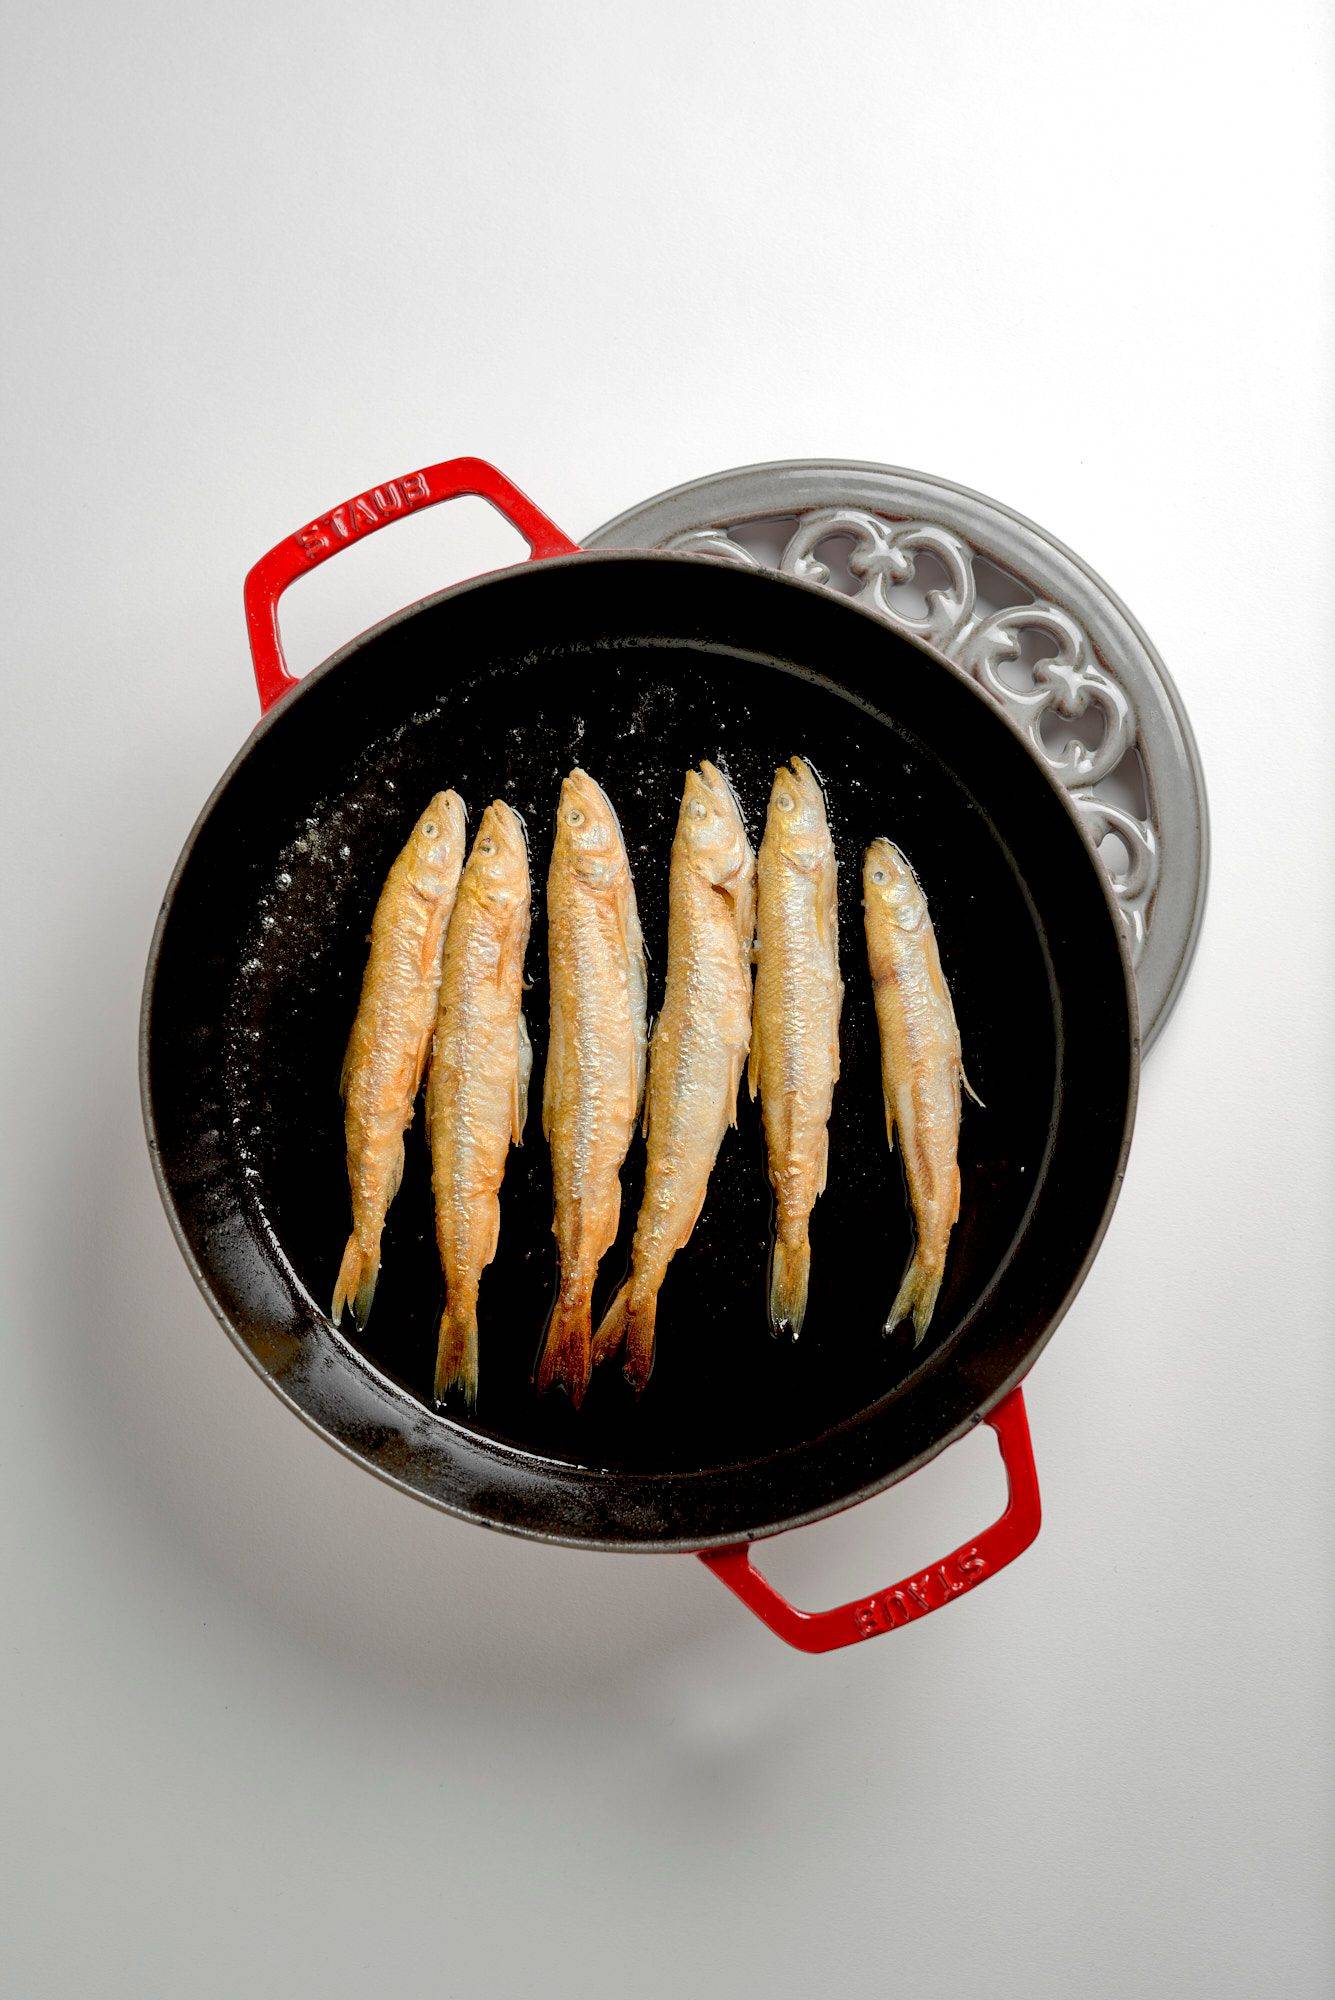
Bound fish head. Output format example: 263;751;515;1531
766;757;830;869
679;760;753;891
470;800;530;911
407;791;466;895
555;769;627;888
864;838;929;959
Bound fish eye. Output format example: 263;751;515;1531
422;822;437;839
687;799;706;819
568;808;584;826
777;792;794;812
479;837;494;854
871;867;887;884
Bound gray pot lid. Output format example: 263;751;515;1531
586;459;1208;1050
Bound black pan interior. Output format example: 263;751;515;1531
143;554;1136;1548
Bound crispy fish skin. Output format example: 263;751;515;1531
750;757;842;1338
333;791;467;1329
536;771;647;1408
863;838;971;1342
427;801;532;1409
593;761;755;1391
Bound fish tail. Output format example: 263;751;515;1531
535;1288;593;1408
592;1283;659;1393
332;1235;380;1329
434;1297;479;1411
623;1291;659;1393
884;1252;944;1345
769;1223;811;1339
591;1284;630;1370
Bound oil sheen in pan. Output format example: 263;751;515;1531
221;638;1057;1478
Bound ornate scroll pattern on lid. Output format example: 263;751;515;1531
587;463;1206;1047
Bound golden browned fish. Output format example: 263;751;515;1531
535;771;648;1407
864;838;976;1341
750;757;842;1337
332;791;467;1328
593;762;755;1391
427;801;532;1408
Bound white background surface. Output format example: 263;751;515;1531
3;4;1333;1995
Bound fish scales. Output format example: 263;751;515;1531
536;771;647;1406
863;837;972;1342
750;757;842;1337
332;791;467;1329
592;761;754;1392
428;800;531;1408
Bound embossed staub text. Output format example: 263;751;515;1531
852;1546;988;1637
293;472;433;562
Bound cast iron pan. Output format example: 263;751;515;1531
141;460;1137;1648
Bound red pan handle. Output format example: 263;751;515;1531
698;1385;1040;1652
243;457;581;714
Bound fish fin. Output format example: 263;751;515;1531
734;854;758;962
624;889;650;1118
593;1267;664;1391
424;1034;442;1125
769;1226;810;1339
623;1291;659;1394
961;1061;984;1108
884;1253;944;1346
332;1236;380;1330
514;1012;532;1145
641;1052;659;1141
591;1283;630;1370
747;1002;762;1101
816;1128;829;1199
726;1039;748;1130
626;1037;644;1131
677;1180;711;1256
882;1098;897;1156
535;1289;593;1408
542;986;563;1141
435;1298;479;1410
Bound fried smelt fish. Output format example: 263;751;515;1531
750;757;842;1337
333;791;467;1328
427;802;532;1408
864;838;976;1342
593;762;755;1391
536;771;648;1408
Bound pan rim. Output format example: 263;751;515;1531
140;549;1140;1551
